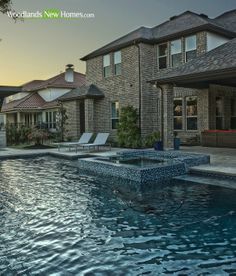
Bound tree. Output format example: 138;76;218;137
117;105;141;148
0;0;12;14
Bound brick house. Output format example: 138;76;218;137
79;9;236;147
1;65;86;136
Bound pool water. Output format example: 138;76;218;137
97;156;167;167
1;157;236;275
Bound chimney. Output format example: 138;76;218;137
65;64;74;82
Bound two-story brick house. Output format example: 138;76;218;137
79;9;236;147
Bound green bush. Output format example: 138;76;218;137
143;131;161;148
6;124;31;145
117;105;141;148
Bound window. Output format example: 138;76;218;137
46;111;57;129
216;97;224;129
103;54;111;77
186;96;198;130
114;51;121;75
158;43;167;69
231;98;236;129
111;102;119;129
174;98;183;130
170;39;182;67
185;35;197;62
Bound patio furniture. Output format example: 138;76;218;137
82;133;110;151
201;130;236;148
55;132;93;152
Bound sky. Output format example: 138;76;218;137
0;0;236;85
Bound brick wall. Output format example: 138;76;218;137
63;100;80;139
86;45;140;139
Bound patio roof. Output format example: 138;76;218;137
148;38;236;88
58;84;104;101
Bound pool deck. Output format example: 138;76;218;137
0;145;235;183
181;146;236;178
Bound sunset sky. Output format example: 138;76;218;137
0;0;236;85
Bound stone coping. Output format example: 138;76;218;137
78;150;210;183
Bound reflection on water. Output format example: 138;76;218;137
0;157;236;275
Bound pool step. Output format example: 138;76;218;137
190;166;236;179
174;174;236;189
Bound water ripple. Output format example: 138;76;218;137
0;157;236;275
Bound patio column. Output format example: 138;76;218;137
84;98;94;132
17;112;21;127
161;84;174;148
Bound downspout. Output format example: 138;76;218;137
134;41;142;132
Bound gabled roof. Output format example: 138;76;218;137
81;27;153;61
1;92;46;112
81;10;236;61
213;9;236;33
23;72;86;92
149;38;236;84
59;84;104;101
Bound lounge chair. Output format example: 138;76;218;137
55;132;93;152
82;133;110;151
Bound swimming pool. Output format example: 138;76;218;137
1;157;236;275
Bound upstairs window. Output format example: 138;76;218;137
114;51;121;75
157;43;167;69
185;35;197;62
170;39;182;67
111;101;119;129
103;54;111;77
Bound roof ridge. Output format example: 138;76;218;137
214;9;236;19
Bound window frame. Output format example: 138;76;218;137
45;110;57;129
174;97;183;130
215;96;224;130
114;51;122;75
231;98;236;129
157;43;168;70
186;96;198;131
111;101;120;130
185;35;197;62
170;39;182;67
103;54;111;78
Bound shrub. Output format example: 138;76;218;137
28;128;49;145
143;131;161;148
6;124;31;145
117;105;141;148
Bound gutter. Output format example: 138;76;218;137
148;67;236;85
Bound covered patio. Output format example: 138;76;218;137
149;38;236;148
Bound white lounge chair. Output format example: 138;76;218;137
55;132;93;152
82;133;110;151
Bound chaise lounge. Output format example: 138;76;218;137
82;133;110;151
55;132;93;152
